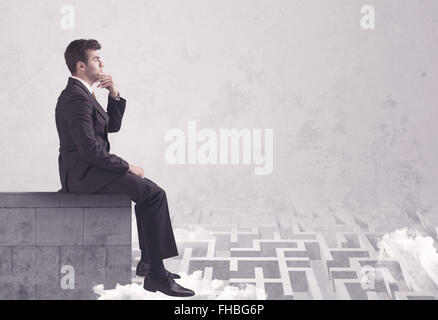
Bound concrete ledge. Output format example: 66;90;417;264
0;192;132;300
0;192;131;208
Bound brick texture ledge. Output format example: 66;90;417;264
0;192;131;208
0;192;132;300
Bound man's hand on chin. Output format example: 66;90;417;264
96;71;119;98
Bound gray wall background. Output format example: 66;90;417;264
1;0;437;220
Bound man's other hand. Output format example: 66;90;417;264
128;164;144;179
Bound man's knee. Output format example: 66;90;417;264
138;182;166;204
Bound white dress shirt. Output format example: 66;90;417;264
70;75;120;100
70;76;93;93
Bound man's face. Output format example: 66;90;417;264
82;49;104;83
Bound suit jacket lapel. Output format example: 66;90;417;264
68;77;109;121
89;91;109;121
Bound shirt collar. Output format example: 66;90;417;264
70;76;93;94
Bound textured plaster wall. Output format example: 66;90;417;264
0;0;437;219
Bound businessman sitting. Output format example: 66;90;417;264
55;39;195;297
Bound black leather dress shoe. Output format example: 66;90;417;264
143;273;195;297
136;261;181;279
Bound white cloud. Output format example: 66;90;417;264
93;269;259;300
377;227;438;294
215;284;259;300
94;283;155;300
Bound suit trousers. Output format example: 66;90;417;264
93;172;179;262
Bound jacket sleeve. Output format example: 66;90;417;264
107;95;126;133
65;94;130;174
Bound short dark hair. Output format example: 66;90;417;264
64;39;101;74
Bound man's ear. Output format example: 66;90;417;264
76;61;85;72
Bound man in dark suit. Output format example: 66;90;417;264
55;39;195;297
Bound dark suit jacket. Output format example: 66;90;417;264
55;77;129;194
